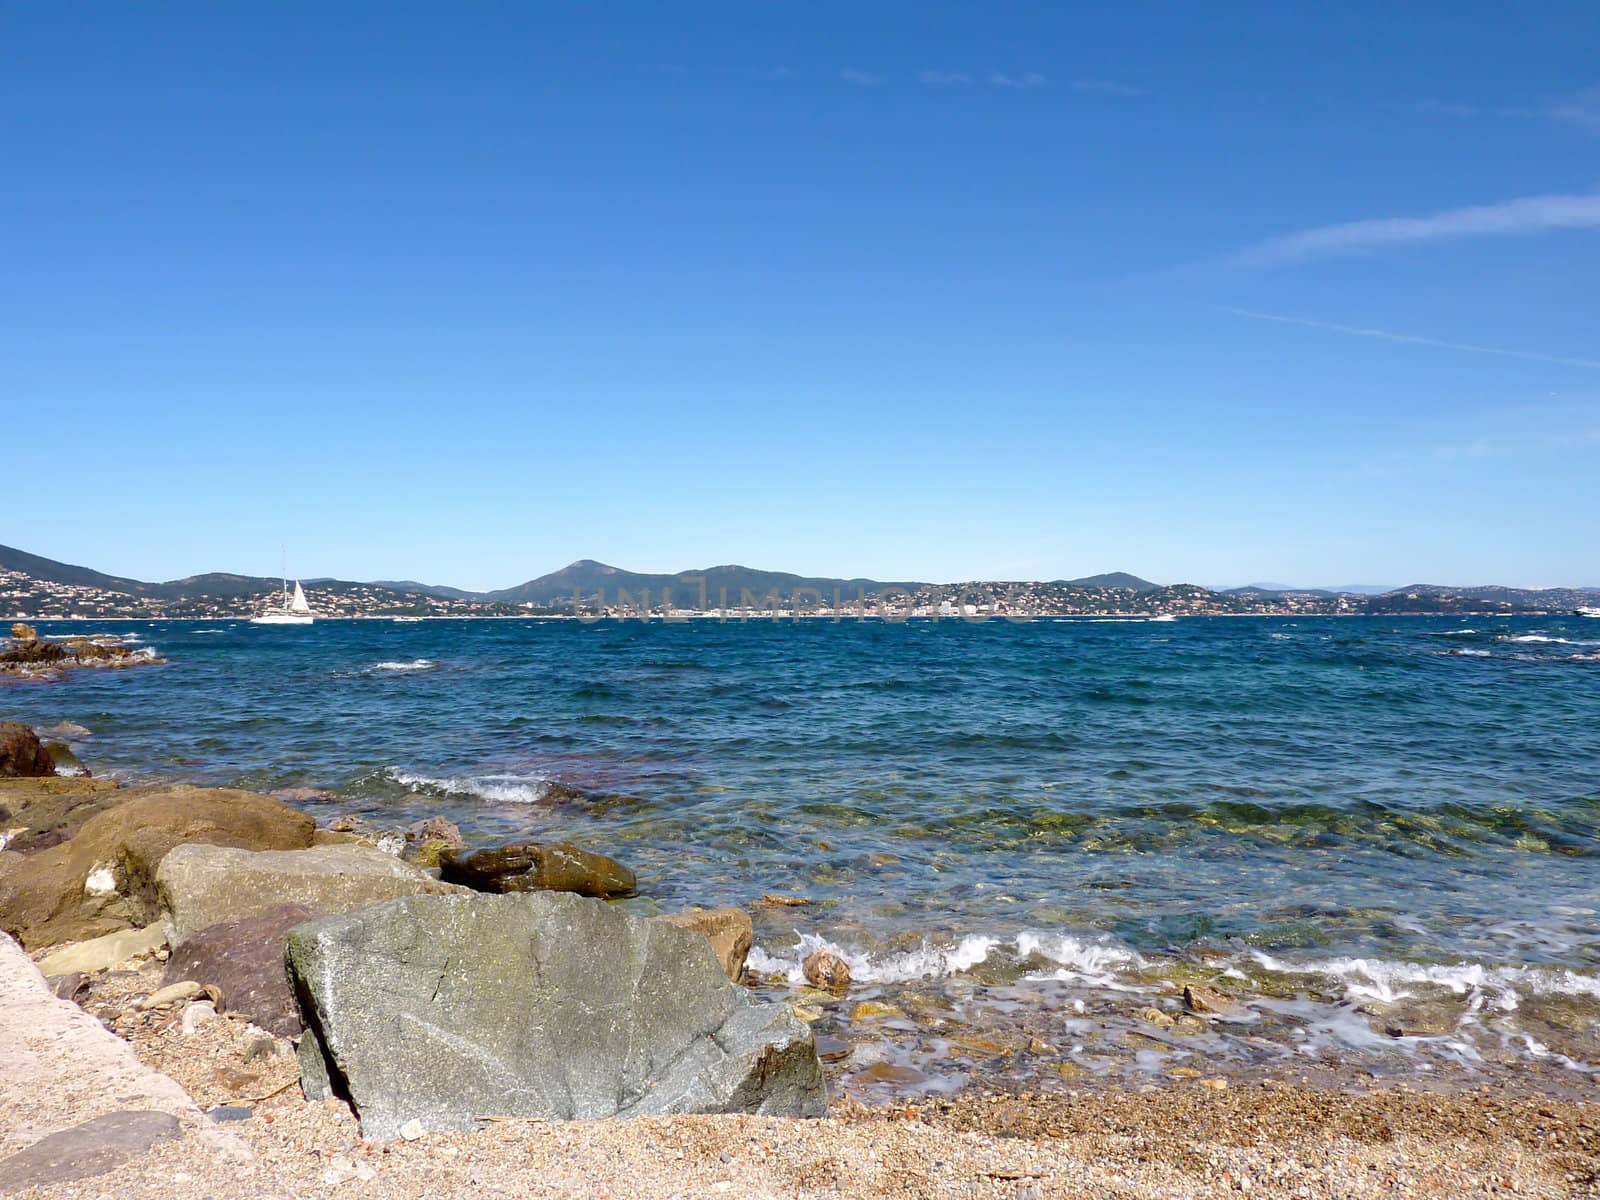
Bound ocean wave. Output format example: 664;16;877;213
1440;648;1492;657
748;930;1144;987
369;659;441;673
1502;635;1574;644
385;767;566;804
1248;950;1600;1008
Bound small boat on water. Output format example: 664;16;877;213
252;578;315;625
1574;606;1600;618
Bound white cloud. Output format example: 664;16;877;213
841;68;880;86
1222;307;1600;370
1233;188;1600;265
989;72;1046;89
919;69;970;85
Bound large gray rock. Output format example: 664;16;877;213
287;892;826;1139
157;844;469;946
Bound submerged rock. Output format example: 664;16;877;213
1183;983;1243;1017
287;892;826;1138
655;907;753;981
439;840;636;898
0;723;54;778
157;843;468;945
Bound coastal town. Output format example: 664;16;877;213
4;560;1595;622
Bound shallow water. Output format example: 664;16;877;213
13;614;1600;1092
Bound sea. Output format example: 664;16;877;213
11;614;1600;1097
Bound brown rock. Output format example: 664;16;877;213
758;893;812;907
655;907;753;981
439;840;636;898
1183;983;1243;1016
802;949;852;993
0;785;315;949
10;623;38;641
0;776;124;853
406;816;463;848
161;903;316;1036
0;723;54;778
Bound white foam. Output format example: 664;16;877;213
1250;952;1600;1009
386;768;563;804
751;932;1003;985
750;929;1145;988
368;659;441;673
1442;648;1491;657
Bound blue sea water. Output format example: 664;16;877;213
11;614;1600;1088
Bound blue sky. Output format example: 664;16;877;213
4;3;1598;588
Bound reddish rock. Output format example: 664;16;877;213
0;723;54;778
161;903;316;1036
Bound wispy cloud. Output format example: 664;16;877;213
1222;307;1600;370
1415;99;1478;117
1071;79;1143;97
918;69;971;85
1233;188;1600;266
1417;85;1600;133
841;68;880;86
989;72;1046;89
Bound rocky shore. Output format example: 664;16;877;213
2;731;1598;1197
0;623;163;682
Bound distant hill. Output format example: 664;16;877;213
487;560;929;605
0;543;149;595
1063;572;1161;592
368;580;484;601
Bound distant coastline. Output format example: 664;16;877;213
5;542;1598;622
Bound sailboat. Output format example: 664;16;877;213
252;569;316;625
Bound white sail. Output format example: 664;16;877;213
289;581;312;613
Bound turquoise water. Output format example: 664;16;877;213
12;614;1600;1088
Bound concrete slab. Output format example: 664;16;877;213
0;932;247;1191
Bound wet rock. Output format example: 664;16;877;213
407;816;463;848
850;1001;903;1021
439;840;636;898
1184;983;1242;1017
0;786;315;949
406;838;457;871
161;903;316;1036
860;1062;926;1086
157;843;468;945
814;1036;852;1062
1137;1006;1176;1028
0;1111;180;1191
655;907;753;981
802;949;852;993
758;893;811;907
10;623;38;641
37;922;166;976
42;743;89;777
287;892;827;1138
0;722;54;778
